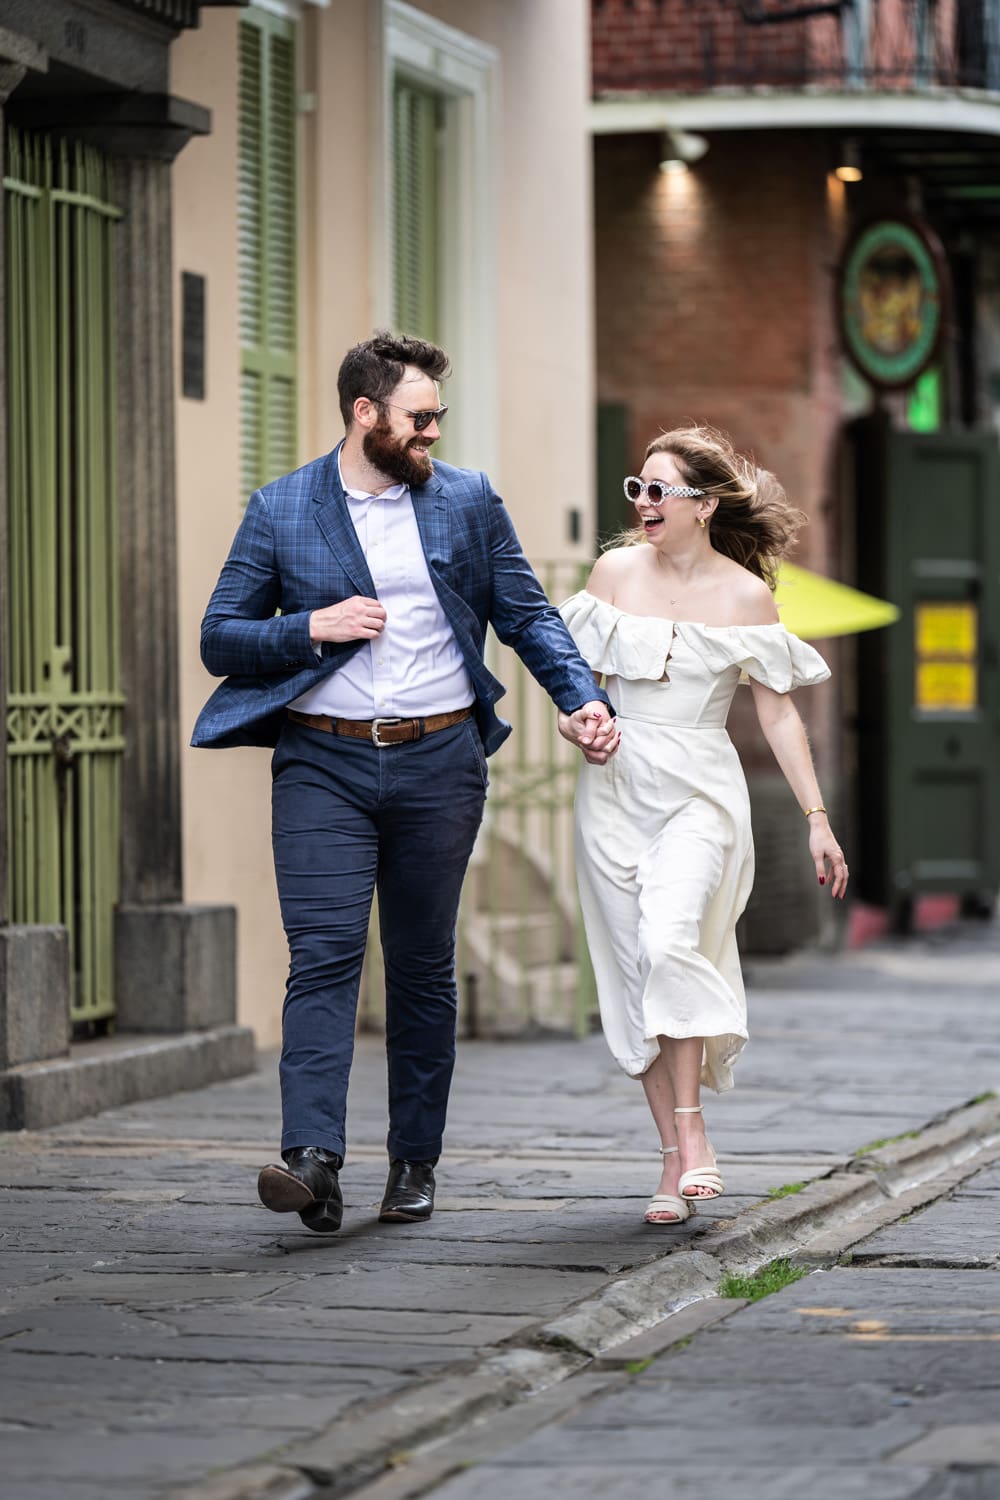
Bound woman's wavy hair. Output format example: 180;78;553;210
610;424;806;592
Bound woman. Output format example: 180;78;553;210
558;425;848;1226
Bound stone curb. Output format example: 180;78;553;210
2;1024;256;1131
692;1093;1000;1280
844;1094;1000;1190
532;1249;721;1358
167;1467;316;1500
166;1089;1000;1500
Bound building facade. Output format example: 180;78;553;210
0;0;255;1129
1;0;597;1121
591;0;1000;946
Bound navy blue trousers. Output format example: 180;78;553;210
271;717;487;1161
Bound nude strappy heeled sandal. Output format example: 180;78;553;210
643;1144;693;1225
674;1105;724;1200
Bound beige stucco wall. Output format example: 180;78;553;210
172;10;288;1049
172;0;594;1046
300;0;594;554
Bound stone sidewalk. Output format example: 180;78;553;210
398;1126;1000;1500
1;922;999;1500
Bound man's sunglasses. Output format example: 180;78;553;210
624;476;705;506
380;401;449;433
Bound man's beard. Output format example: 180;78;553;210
363;417;433;487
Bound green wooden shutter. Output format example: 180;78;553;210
393;78;440;339
239;7;297;498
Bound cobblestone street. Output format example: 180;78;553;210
1;925;998;1499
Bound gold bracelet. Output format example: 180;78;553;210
803;805;827;819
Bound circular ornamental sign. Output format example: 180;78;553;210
839;218;948;388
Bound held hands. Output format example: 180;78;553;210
558;702;620;765
309;596;387;644
807;814;849;899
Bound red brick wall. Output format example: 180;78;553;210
591;0;839;93
593;127;846;804
595;131;841;548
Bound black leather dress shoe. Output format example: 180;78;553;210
379;1157;437;1222
258;1147;344;1234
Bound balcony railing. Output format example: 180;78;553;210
592;1;1000;97
107;0;215;32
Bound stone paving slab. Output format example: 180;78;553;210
0;1350;394;1403
0;1429;310;1494
427;1462;932;1500
850;1171;1000;1265
469;1409;925;1464
890;1424;1000;1466
721;1266;1000;1329
617;1325;1000;1393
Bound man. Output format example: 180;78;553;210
193;331;616;1234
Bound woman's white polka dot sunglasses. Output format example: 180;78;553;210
624;476;706;505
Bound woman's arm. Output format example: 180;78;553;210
749;679;849;899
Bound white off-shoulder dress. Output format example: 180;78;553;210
559;590;830;1091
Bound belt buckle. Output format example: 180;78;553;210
371;717;403;747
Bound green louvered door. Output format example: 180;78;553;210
239;7;297;495
393;78;441;340
4;130;123;1025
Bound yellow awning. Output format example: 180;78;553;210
774;562;900;640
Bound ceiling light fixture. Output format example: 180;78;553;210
835;139;863;183
659;128;709;173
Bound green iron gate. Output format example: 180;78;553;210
4;129;123;1025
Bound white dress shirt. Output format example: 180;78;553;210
290;463;474;720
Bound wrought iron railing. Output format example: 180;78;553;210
592;0;1000;95
358;560;599;1040
108;0;202;29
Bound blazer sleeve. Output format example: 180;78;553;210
484;482;613;714
199;490;318;677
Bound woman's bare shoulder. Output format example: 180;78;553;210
718;561;780;625
586;545;641;602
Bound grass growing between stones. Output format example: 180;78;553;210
718;1257;810;1303
766;1181;806;1200
855;1130;919;1156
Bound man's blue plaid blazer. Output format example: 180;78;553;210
192;443;611;755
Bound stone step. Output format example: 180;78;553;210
460;916;584;1036
461;910;573;969
0;1024;256;1130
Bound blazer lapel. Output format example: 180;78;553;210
412;469;451;576
312;444;376;596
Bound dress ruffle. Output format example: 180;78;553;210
559;590;830;694
558;590;675;680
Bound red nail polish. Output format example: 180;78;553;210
818;875;825;885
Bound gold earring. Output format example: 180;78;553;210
698;516;707;529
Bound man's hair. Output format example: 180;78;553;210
337;330;451;427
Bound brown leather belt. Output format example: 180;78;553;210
288;706;473;747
